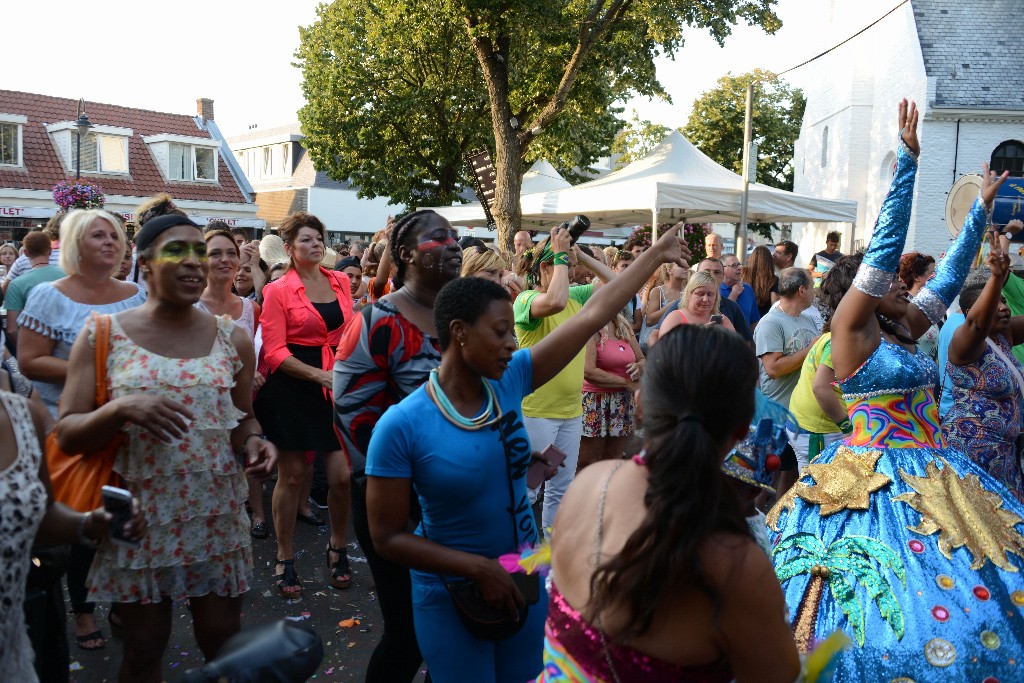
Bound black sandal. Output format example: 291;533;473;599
274;559;303;599
251;521;269;539
76;630;106;651
326;544;352;590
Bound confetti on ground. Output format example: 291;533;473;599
338;618;361;628
262;590;273;598
314;591;328;597
349;556;368;563
69;661;83;672
325;668;335;675
347;642;356;649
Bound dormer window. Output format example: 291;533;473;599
143;134;219;183
46;121;133;175
0;114;27;168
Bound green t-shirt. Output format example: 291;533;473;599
789;333;845;434
514;283;594;419
3;265;64;312
1002;272;1024;366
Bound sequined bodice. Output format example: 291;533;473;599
840;339;943;449
840;338;938;400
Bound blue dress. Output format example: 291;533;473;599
769;138;1024;680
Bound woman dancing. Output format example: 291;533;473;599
768;100;1022;679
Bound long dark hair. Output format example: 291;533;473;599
588;325;757;641
745;245;777;309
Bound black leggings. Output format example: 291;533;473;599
351;477;429;683
68;544;95;615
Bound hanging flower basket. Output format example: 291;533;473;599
52;178;106;212
633;223;711;261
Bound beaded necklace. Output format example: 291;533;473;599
426;368;503;430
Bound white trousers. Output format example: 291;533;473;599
523;415;583;533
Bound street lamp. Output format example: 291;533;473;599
74;98;93;180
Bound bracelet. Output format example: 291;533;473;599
242;433;266;448
836;418;853;435
77;512;100;549
553;252;570;267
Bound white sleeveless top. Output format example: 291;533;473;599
195;296;256;338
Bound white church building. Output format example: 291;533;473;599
792;0;1024;262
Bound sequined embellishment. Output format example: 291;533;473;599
974;586;991;601
924;638;956;667
935;574;954;590
982;678;999;683
980;630;1000;650
908;540;925;554
894;458;1024;572
931;606;949;622
890;678;915;683
910;288;947;327
853;263;896;298
796;448;891;515
1012;590;1024;606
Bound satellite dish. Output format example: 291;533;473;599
945;174;982;237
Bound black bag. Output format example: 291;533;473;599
180;620;323;683
445;571;540;641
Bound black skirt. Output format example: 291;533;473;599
254;343;341;452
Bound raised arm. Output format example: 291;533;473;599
949;234;1009;366
530;228;690;389
527;228;572;320
907;164;1010;338
831;100;920;378
575;244;614;289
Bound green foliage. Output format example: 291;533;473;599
295;1;492;207
612;113;671;169
683;69;805;238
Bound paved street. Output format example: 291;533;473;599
64;480;417;682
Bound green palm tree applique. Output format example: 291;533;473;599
774;533;906;651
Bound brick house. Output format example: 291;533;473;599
226;124;402;240
791;0;1024;261
0;91;261;241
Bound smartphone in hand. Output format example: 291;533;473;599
526;444;569;489
101;485;139;549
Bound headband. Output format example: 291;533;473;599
135;214;201;252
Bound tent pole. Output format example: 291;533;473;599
652;209;659;241
737;83;753;264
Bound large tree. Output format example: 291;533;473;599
611;112;671;170
297;1;782;248
460;0;781;250
683;69;805;237
295;2;492;207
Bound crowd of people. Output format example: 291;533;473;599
1;98;1024;682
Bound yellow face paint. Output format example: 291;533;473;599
152;241;208;264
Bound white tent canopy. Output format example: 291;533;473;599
434;131;857;232
428;159;571;224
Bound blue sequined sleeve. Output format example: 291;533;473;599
852;142;919;297
911;196;988;325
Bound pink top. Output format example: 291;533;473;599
582;333;636;394
538;585;733;682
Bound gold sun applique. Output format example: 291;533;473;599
797;447;891;516
894;458;1024;572
767;483;804;531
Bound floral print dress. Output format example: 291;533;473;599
86;315;252;603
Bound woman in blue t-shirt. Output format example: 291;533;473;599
365;227;690;682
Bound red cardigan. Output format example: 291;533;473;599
260;267;354;374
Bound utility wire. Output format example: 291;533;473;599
778;0;910;75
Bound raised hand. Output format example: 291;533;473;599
981;162;1011;207
986;228;1010;283
654;225;692;269
898;99;920;156
549;226;571;255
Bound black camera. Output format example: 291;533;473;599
559;215;590;246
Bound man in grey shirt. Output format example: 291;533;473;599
754;267;819;408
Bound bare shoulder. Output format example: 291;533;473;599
700;532;776;595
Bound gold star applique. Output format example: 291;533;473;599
767;483;804;532
797;447;891;516
894;458;1024;572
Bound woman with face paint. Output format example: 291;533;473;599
333;209;462;682
16;209;145;653
56;214;277;682
254;212;354;598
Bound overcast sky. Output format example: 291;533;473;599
6;0;831;136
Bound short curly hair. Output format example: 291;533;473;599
433;277;511;351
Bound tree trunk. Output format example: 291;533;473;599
465;31;524;255
793;574;825;653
